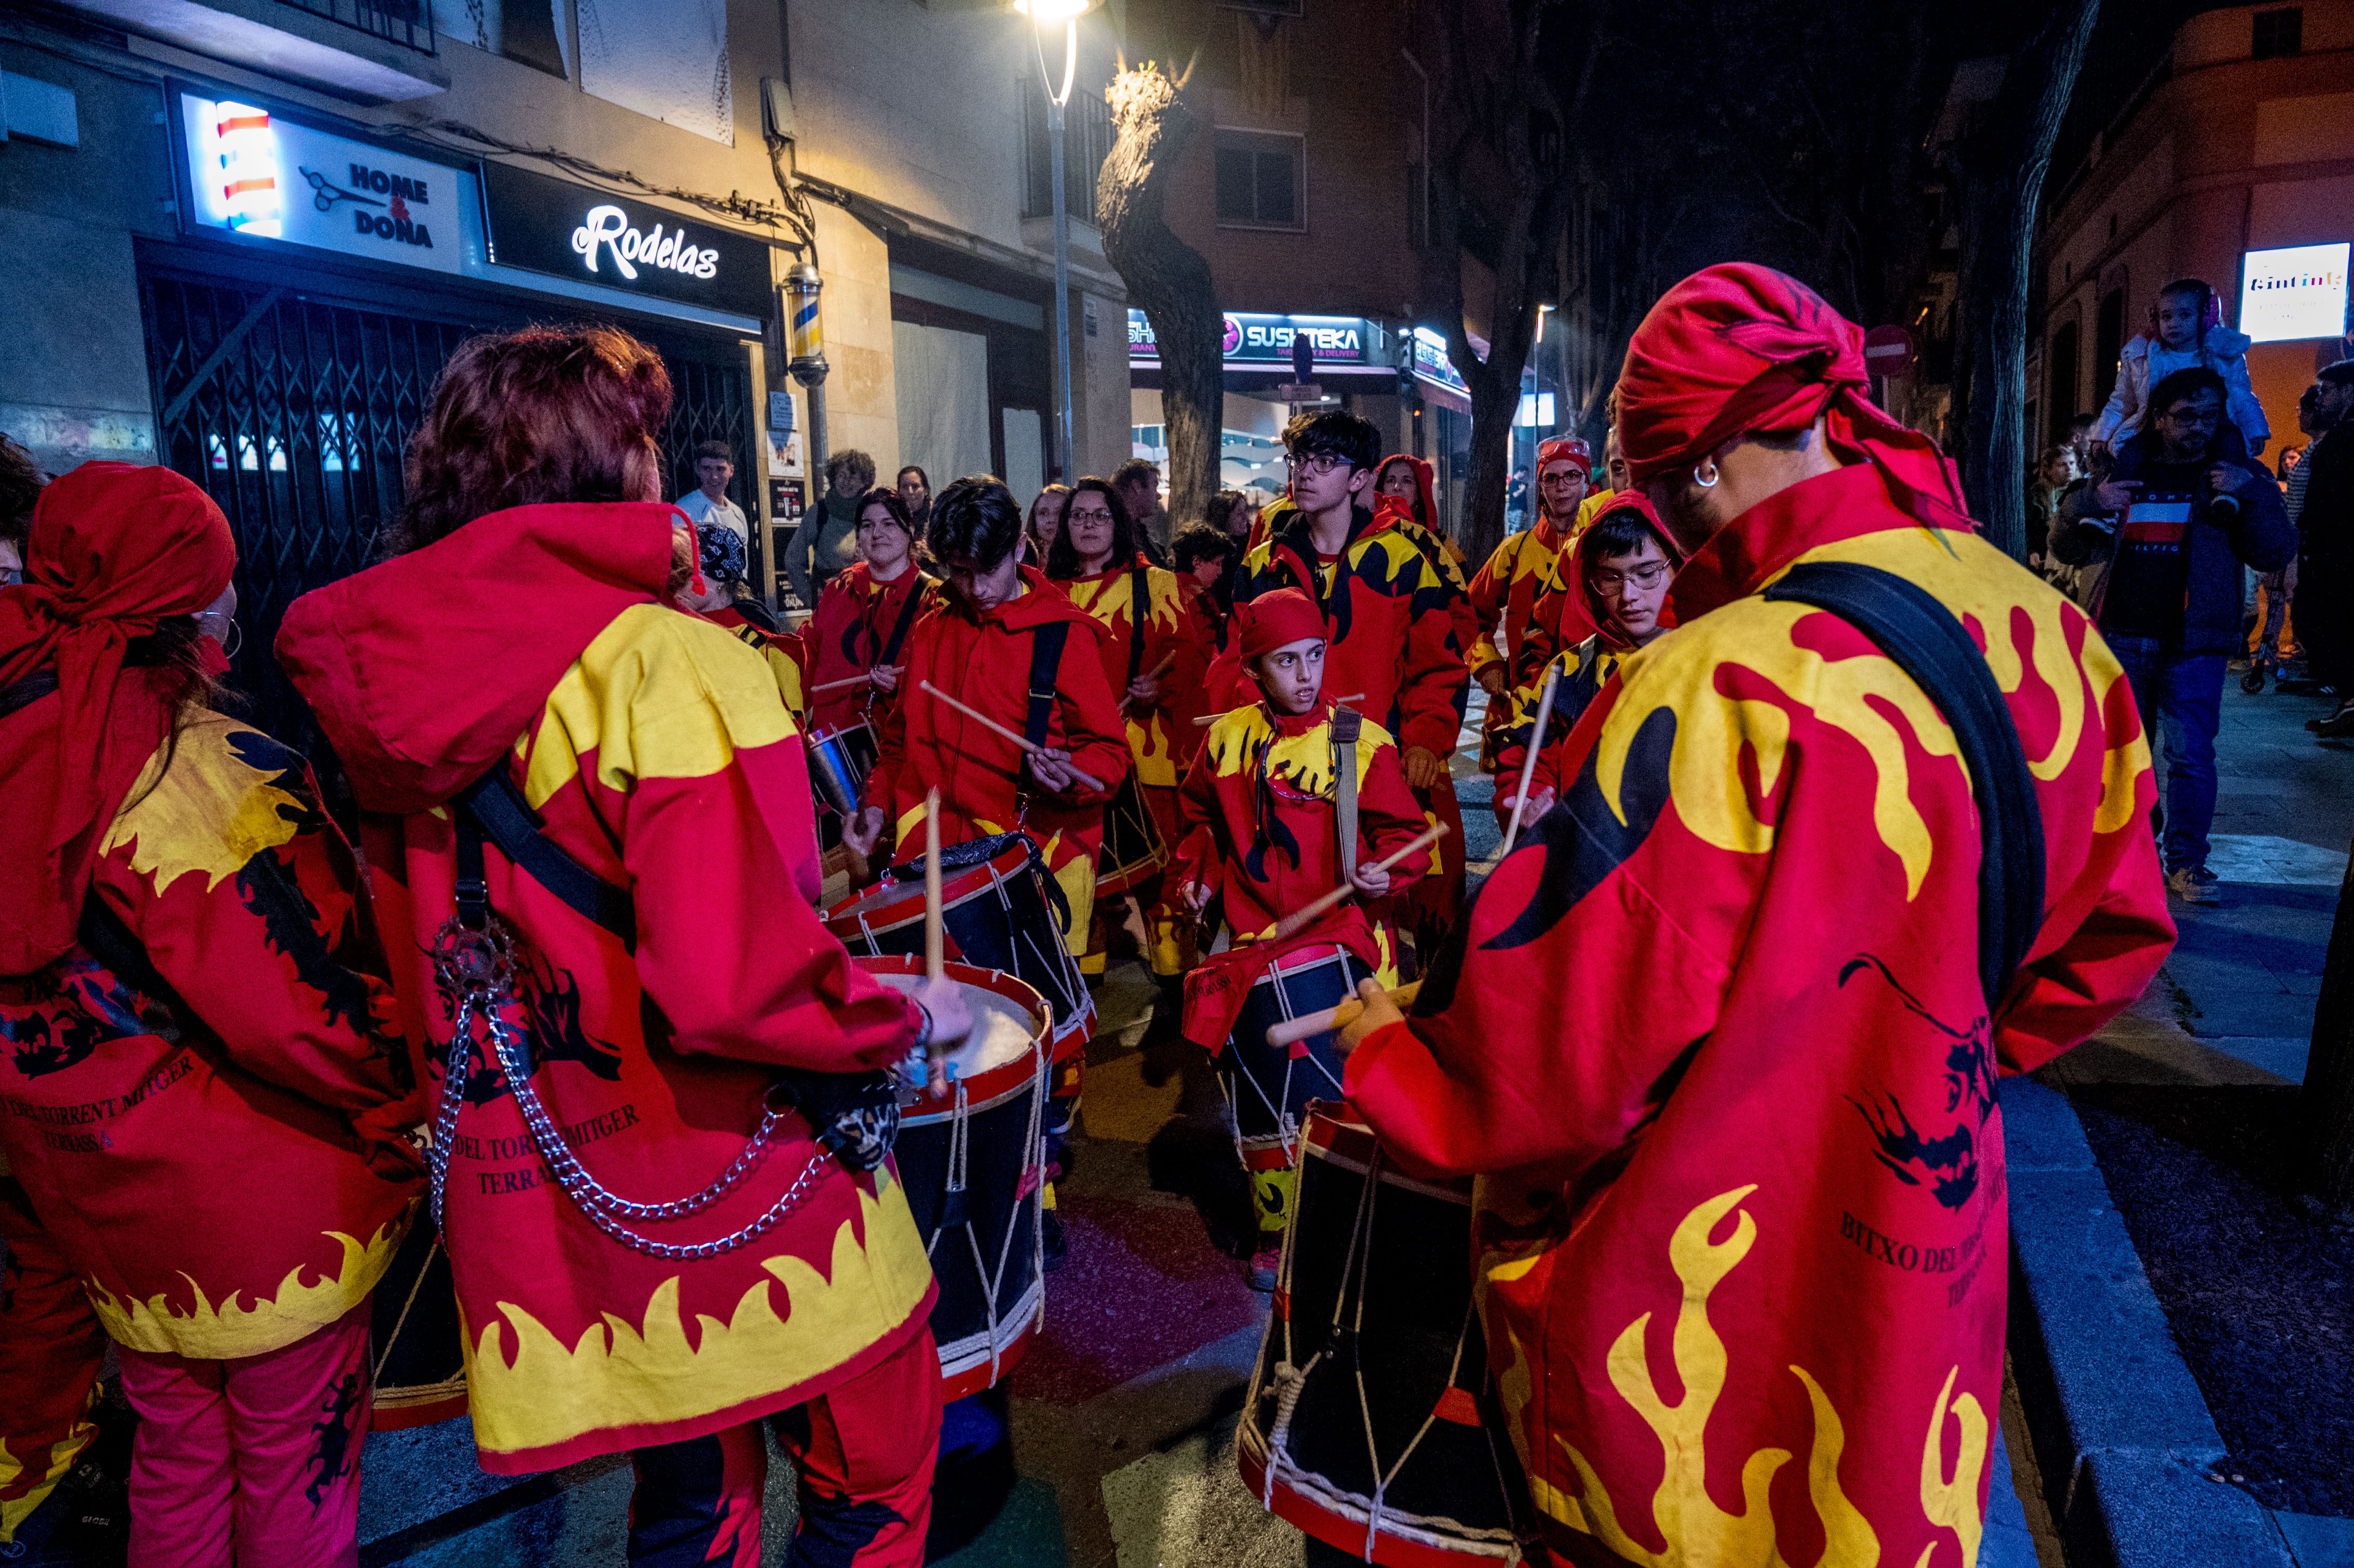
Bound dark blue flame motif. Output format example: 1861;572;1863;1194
443;956;624;1107
1410;704;1678;1020
236;854;375;1038
304;1373;364;1510
1241;734;1304;883
223;728;320;831
1838;953;1996;1210
1;1009;102;1079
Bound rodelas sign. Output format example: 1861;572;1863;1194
480;161;773;320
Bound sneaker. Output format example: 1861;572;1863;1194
2167;865;2221;905
1247;1245;1281;1292
2318;707;2354;739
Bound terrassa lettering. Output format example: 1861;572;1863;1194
570;205;720;283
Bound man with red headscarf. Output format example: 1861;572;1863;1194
1340;264;2174;1568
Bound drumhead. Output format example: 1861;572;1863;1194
855;956;1047;1117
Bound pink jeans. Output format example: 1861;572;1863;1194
115;1302;372;1568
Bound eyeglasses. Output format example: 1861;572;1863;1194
1287;453;1351;478
1589;561;1670;593
2160;404;2222;428
1539;471;1586;487
1066;505;1115;524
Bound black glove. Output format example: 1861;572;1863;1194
769;1069;901;1172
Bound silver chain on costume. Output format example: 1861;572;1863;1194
425;914;831;1260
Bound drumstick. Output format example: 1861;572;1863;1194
923;788;945;983
1267;979;1423;1049
1192;693;1366;726
1268;822;1448;940
809;673;875;695
919;680;1109;794
1496;662;1562;861
1123;651;1180;712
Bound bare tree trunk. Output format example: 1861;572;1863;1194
1952;0;2101;559
1100;66;1222;532
2306;835;2354;1211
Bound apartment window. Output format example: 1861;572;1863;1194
1216;129;1304;229
2253;7;2303;59
1021;82;1114;224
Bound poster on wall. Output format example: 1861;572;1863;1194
2241;243;2350;343
766;427;803;477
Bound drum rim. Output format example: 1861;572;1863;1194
1235;1435;1529;1563
1300;1108;1472;1206
853;954;1049;1116
809;721;877;744
823;839;1034;925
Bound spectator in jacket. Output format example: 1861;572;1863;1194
2052;365;2297;902
896;464;932;535
2092;278;2269;455
784;447;875;608
2025;443;2077;566
2294;363;2354;732
2246;385;2327;691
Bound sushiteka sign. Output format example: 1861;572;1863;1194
178;94;465;275
2240;243;2350;343
481;161;774;319
1129;309;1374;367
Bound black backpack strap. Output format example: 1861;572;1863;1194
1126;562;1150;687
1762;561;2045;1009
1024;619;1073;752
454;767;638;952
878;572;930;668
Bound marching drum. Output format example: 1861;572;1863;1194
1220;943;1365;1174
861;956;1051;1398
1094;775;1168;897
826;833;1094;1057
369;1212;467;1430
1239;1110;1536;1564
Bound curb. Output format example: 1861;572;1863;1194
2000;1076;2292;1567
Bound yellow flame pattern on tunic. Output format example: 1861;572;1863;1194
1065;566;1195;788
99;712;307;895
461;1170;933;1461
1591;527;2148;899
1534;1186;1992;1568
86;1210;409;1360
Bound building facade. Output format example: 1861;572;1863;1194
0;0;1132;749
2039;1;2354;454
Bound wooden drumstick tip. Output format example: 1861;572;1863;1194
809;673;873;695
1264;978;1422;1048
922;788;945;984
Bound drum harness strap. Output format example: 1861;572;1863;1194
1330;704;1362;883
1016;618;1073;826
424;766;911;1259
872;570;931;704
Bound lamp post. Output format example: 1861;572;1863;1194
1018;0;1091;481
782;260;827;611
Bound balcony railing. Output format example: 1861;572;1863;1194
280;0;435;55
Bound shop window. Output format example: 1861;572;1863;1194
2253;8;2303;59
1215;129;1304;230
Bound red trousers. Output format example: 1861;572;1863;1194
0;1177;106;1544
628;1323;942;1567
115;1302;373;1568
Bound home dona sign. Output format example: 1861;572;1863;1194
481;160;772;319
177;94;464;276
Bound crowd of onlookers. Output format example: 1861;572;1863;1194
2023;274;2354;904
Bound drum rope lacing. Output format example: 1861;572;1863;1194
922;1019;1054;1382
427;917;831;1260
1257;1125;1526;1563
1221;948;1355;1171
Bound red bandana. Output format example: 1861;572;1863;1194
1237;586;1327;660
0;463;236;972
1618;263;1970;531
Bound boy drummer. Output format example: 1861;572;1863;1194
1169;588;1430;1288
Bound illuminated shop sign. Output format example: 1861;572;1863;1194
2241;244;2350;343
1129;309;1376;367
480;160;772;318
178;94;464;275
1411;326;1469;396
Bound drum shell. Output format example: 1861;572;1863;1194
1238;1112;1533;1564
807;724;877;819
1094;775;1168;897
1221;945;1364;1168
369;1216;466;1431
856;956;1048;1400
827;835;1093;1057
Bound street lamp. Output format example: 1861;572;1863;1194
1016;0;1093;481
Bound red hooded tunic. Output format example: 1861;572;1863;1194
0;465;421;1369
1168;699;1429;1049
798;561;935;737
277;502;933;1474
1345;457;2174;1568
1057;555;1214;801
862;570;1133;950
